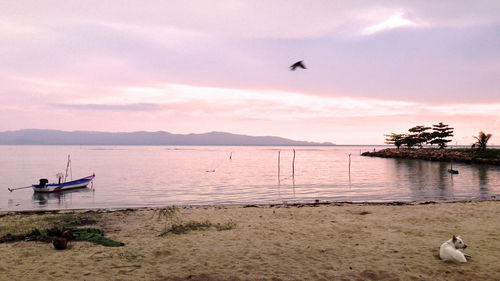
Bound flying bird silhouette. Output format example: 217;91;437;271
290;60;306;71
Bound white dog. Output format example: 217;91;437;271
439;235;471;262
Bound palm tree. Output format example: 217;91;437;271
472;131;492;150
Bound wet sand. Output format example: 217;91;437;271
1;200;499;280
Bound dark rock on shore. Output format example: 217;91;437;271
53;237;68;250
362;148;500;165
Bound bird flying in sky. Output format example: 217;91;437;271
290;60;306;71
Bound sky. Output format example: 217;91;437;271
1;0;499;145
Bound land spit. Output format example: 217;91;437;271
362;148;500;165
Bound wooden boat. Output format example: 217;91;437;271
8;155;95;193
32;174;95;193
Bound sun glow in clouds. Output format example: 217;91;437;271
362;12;416;35
67;83;500;120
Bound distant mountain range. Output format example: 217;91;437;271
0;129;334;146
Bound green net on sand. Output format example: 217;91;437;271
71;228;124;247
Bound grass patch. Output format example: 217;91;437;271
0;212;101;238
214;221;237;231
41;212;99;227
155;206;180;223
154;206;236;236
159;220;236;236
161;220;212;235
1;226;124;247
0;211;123;247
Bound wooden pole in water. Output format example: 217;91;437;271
292;149;296;193
278;150;281;185
349;153;351;173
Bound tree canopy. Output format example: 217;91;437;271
384;133;405;148
472;131;492;150
429;122;454;149
385;122;454;149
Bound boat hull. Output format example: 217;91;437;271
32;174;95;193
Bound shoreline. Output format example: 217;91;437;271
2;197;498;216
1;200;500;280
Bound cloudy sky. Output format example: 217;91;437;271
1;0;499;144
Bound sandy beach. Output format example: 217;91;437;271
1;200;500;281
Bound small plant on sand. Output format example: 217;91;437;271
153;206;236;236
162;221;213;235
155;206;181;233
159;220;236;236
155;206;180;223
154;206;236;236
214;220;236;231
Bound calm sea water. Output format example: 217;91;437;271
1;145;499;211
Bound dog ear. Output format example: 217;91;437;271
453;235;457;242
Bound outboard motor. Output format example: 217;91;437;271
38;178;49;188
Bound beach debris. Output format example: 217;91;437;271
1;227;124;247
419;201;436;205
184;205;192;210
53;237;68;250
62;229;75;240
243;204;259;208
159;220;236;236
72;228;124;247
290;60;306;71
160;221;213;236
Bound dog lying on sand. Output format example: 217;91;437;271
439;235;471;262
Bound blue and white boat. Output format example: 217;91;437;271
32;174;95;193
8;155;95;193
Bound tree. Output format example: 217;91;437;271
429;122;454;149
384;133;405;149
472;131;492;150
408;125;432;148
402;134;419;148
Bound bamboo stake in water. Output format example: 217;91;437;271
348;154;352;189
278;150;281;186
292;149;296;197
349;154;351;173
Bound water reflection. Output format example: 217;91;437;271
32;188;94;207
475;165;491;199
390;158;498;201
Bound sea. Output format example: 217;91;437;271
1;145;499;211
